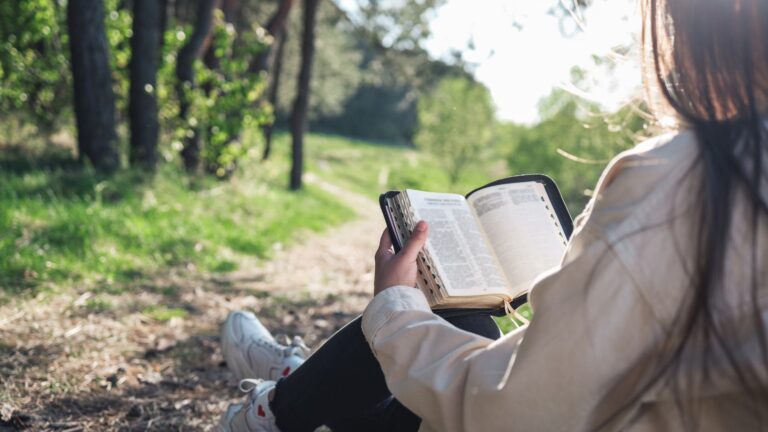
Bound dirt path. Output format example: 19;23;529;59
0;177;383;431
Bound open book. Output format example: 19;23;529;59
380;175;573;311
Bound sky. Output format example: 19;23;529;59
340;0;642;124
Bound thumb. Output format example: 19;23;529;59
400;221;428;262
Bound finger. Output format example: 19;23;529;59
400;221;428;262
376;228;395;259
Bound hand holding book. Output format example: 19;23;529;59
379;175;574;312
373;220;429;296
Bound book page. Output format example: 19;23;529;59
405;189;509;297
468;182;568;297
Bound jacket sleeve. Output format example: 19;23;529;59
362;231;665;432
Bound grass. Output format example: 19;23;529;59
0;141;354;301
84;297;113;314
493;304;533;334
3;129;506;302
2;130;552;332
284;132;510;198
142;305;189;322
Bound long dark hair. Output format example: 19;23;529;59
598;0;768;428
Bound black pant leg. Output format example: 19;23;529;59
440;312;503;340
271;316;388;432
271;311;501;432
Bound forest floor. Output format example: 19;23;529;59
0;174;382;431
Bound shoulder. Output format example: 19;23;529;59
565;130;702;324
600;129;698;203
577;129;701;238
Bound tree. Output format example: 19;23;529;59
129;0;162;169
249;0;295;74
173;0;271;177
262;29;288;160
415;77;495;185
284;0;462;144
254;0;296;160
198;3;271;178
175;0;217;172
67;0;120;171
289;0;320;190
0;0;70;137
503;87;646;212
279;1;362;119
350;0;446;52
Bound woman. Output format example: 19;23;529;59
218;0;768;430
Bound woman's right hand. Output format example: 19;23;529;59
373;221;429;296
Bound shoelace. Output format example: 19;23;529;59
248;335;309;361
238;378;268;418
249;337;288;357
286;335;310;358
239;378;263;393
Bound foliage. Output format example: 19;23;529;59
155;25;188;160
0;1;272;176
104;0;133;122
494;304;533;334
0;0;70;134
312;43;472;143
353;0;446;51
504;88;647;212
0;143;353;301
276;1;363;121
0;0;467;150
349;0;463;104
415;77;496;184
143;305;188;322
269;0;466;143
186;12;273;177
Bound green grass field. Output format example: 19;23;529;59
0;131;509;303
296;132;509;197
1;131;545;334
0;139;355;302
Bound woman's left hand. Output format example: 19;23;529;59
373;221;429;296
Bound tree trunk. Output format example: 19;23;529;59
262;29;288;161
129;0;162;169
289;0;320;190
254;0;296;161
159;0;171;58
175;0;218;173
249;0;295;74
67;0;119;172
221;0;239;23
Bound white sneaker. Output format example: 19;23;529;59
218;379;279;432
221;311;308;382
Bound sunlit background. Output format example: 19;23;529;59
341;0;642;123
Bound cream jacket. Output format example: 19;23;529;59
362;131;768;431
